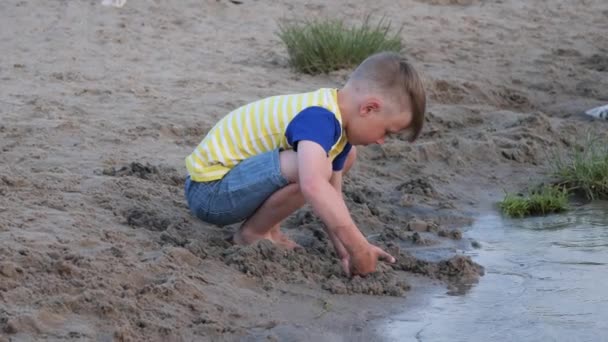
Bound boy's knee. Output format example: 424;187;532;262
279;150;298;183
343;146;357;174
279;149;333;183
350;146;357;161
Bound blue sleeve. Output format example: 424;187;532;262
331;143;352;171
285;106;341;154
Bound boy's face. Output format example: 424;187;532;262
346;97;412;146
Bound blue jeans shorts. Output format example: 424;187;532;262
184;149;290;226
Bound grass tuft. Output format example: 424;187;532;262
551;133;608;200
500;185;569;218
500;133;607;218
277;16;403;75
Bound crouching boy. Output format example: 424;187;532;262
184;52;426;276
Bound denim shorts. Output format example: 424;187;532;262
184;149;290;226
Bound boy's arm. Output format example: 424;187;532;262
327;170;350;271
297;141;395;276
297;141;367;250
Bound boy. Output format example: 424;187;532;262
184;52;426;276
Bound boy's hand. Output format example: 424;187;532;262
294;141;395;276
348;242;396;276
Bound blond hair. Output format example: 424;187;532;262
347;52;426;142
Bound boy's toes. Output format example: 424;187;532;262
233;229;270;245
271;232;301;250
277;237;301;250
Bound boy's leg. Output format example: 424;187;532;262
233;149;307;247
266;148;361;248
233;183;305;247
234;146;357;248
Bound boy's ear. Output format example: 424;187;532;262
360;98;381;117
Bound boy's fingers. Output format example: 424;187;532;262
341;258;351;277
377;248;396;263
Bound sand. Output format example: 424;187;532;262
1;0;607;340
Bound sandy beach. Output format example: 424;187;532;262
1;0;607;340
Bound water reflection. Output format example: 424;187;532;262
383;201;608;342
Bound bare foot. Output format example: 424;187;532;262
233;224;300;250
270;228;301;250
233;228;271;246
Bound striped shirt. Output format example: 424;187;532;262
185;88;351;182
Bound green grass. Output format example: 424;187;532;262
277;16;403;75
500;185;569;218
500;133;607;218
551;134;608;200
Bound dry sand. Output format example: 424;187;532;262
1;0;607;341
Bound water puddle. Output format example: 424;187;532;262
382;201;608;342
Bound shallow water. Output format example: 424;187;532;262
383;201;608;342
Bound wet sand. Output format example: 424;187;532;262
1;0;607;340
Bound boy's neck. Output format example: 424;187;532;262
337;87;355;129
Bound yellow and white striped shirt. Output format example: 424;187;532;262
185;88;350;182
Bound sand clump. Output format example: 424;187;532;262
101;162;185;187
220;230;482;297
223;239;412;296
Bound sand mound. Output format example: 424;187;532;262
221;237;483;297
